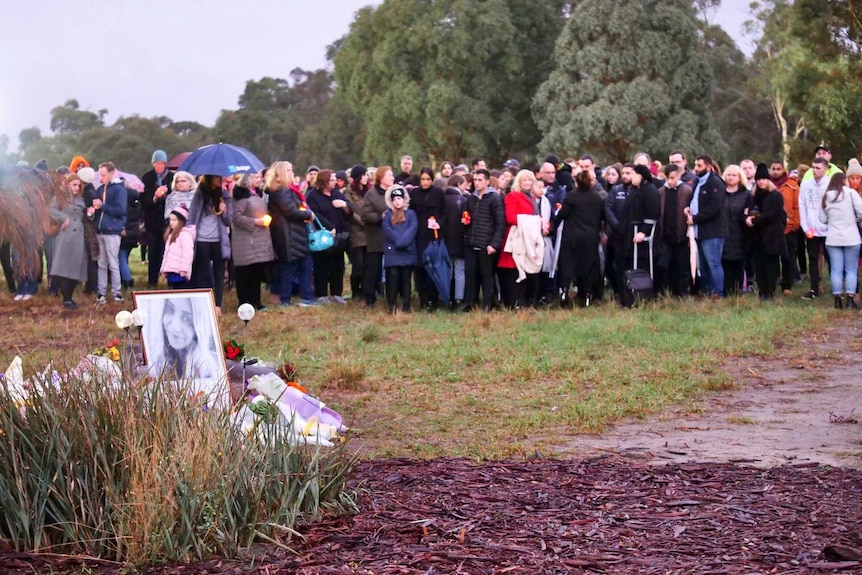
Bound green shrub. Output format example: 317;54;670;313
0;366;357;565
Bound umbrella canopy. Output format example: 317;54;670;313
115;170;144;192
422;231;451;304
167;151;192;170
178;143;264;177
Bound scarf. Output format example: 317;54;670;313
690;172;709;238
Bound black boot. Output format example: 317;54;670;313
847;294;859;310
560;289;572;309
835;295;844;309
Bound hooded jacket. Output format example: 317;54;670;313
382;187;418;267
465;188;505;251
160;225;197;278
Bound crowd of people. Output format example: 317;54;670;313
3;144;862;313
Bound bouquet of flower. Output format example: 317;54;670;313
224;338;245;361
93;338;121;362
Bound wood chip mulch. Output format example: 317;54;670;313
2;457;861;574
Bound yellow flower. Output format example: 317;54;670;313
108;347;120;362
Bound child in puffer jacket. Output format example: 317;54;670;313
160;204;196;289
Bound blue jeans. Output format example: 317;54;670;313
698;237;725;297
16;277;37;296
825;244;861;294
278;256;314;304
119;247;132;283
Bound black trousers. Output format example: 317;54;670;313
191;241;225;306
0;242;14;293
752;244;780;299
235;262;270;309
415;266;440;308
806;236;829;295
605;243;620;295
722;259;745;296
780;230;799;291
362;251;383;306
498;267;537;309
348;246;366;298
57;276;78;302
656;241;691;297
146;229;165;288
385;265;412;311
464;248;497;309
796;229;808;275
312;248;345;298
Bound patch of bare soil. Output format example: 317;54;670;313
567;325;862;468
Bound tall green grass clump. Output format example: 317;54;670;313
0;366;357;565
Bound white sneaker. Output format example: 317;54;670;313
331;295;347;305
13;294;23;301
317;296;331;305
21;294;32;301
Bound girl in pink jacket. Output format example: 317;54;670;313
160;204;196;289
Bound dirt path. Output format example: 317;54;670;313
567;324;862;468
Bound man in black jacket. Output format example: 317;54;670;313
463;169;505;312
140;150;174;288
604;165;635;295
684;154;727;298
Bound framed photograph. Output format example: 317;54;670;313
132;289;229;407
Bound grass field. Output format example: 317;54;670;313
0;258;837;459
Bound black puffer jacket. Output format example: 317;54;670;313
268;186;309;263
722;189;751;262
692;172;727;240
120;188;142;250
465;190;505;251
442;187;468;259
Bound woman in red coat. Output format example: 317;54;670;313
498;169;540;309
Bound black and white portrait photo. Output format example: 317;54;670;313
133;289;229;407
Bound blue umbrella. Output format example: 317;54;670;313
178;143;265;176
422;230;451;304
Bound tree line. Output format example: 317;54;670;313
2;0;857;174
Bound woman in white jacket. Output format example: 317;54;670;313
819;173;862;309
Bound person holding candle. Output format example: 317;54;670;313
231;171;274;311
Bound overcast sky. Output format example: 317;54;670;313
0;0;753;149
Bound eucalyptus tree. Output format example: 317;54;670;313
533;0;726;163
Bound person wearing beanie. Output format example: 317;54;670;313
160;202;196;289
382;185;417;313
141;149;175;288
70;165;100;295
846;158;862;190
34;159;48;171
768;160;801;295
745;163;786;301
684;154;727;299
50;173;89;308
302;165;320;193
344;164;370;300
614;162;660;305
335;170;348;190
